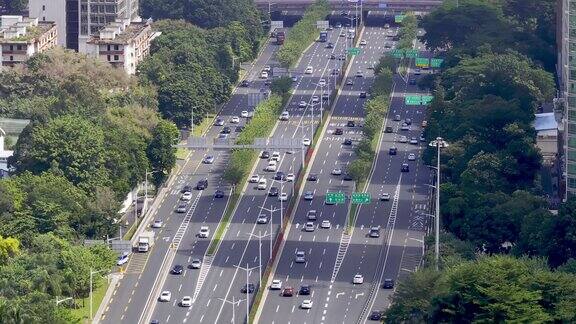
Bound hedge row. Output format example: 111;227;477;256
276;0;330;67
397;14;418;50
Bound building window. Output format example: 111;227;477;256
9;45;13;50
42;5;45;11
16;45;21;51
107;55;111;61
114;45;119;50
43;16;46;21
114;55;119;61
9;56;13;61
568;177;576;190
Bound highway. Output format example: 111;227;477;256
257;26;396;324
100;37;281;324
148;26;349;324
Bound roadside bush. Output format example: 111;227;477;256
397;14;418;49
277;0;330;67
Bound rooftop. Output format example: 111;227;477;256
88;20;151;45
0;16;55;43
534;112;558;131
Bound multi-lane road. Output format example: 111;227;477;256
257;29;433;323
100;37;281;324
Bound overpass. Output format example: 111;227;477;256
255;0;443;12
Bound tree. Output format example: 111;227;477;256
147;120;179;186
270;76;292;97
0;0;28;14
0;236;19;265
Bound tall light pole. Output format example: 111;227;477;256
217;296;245;324
260;205;279;258
428;137;448;271
234;263;259;323
190;105;199;136
248;230;271;288
90;268;106;320
55;296;72;306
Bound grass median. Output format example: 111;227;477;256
69;277;109;323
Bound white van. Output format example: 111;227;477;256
257;178;267;190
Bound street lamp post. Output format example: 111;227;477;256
55;296;72;306
90;268;106;320
217;296;245;324
260;205;279;259
428;137;448;271
234;263;259;324
190;105;199;136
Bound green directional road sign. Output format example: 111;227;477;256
347;47;361;56
421;95;434;105
405;95;421;106
325;192;345;204
395;15;406;23
415;57;430;68
391;49;404;58
430;58;444;68
351;192;371;204
405;49;419;58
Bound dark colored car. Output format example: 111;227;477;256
359;92;367;98
347;120;355;127
334;128;344;135
214;190;225;198
299;285;311;295
181;185;192;193
171;265;184;275
330;53;336;60
282;287;294;297
343;173;353;181
389;147;397;155
241;283;255;294
240;80;250;87
401;163;410;172
385;126;393;133
408;78;416;85
150;320;160;324
268;187;279;197
275;172;286;181
405;118;412;125
214;118;224;126
235;126;244;133
261;151;270;159
307;174;318;181
196;179;208;190
326;42;334;49
221;126;231;134
343;138;353;145
382;278;395;289
370;311;383;321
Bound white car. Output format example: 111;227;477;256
321;220;331;229
400;123;410;131
203;155;215;164
295;251;306;263
298;100;307;108
271;279;282;290
181;192;193;201
199;226;210;238
319;78;326;86
410;138;418;145
151;220;163;228
241;110;249;118
180;296;192;307
408;153;416;161
280;111;290;120
249;174;260;183
305;222;315;232
353;274;364;284
159;291;171;302
380;193;391;201
360;39;367;46
286;173;295;182
346;79;353;86
257;179;267;190
279;192;288;201
301;300;313;309
311;95;319;103
331;168;342;175
230;116;240;124
260;71;269;79
302;138;311;146
265;161;277;172
190;259;202;269
399;136;408;143
116;252;130;266
271;151;281;161
305;66;314;74
264;65;271;72
257;214;268;224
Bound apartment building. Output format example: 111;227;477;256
84;19;157;74
0;15;57;67
29;0;139;51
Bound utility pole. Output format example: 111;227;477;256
260;205;279;259
248;230;271;288
234;263;259;323
429;137;448;271
90;268;106;320
217;296;244;324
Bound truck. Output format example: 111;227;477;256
137;230;155;252
275;29;286;45
319;31;328;42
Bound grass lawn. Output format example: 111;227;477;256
193;113;216;137
176;147;189;160
69;278;109;323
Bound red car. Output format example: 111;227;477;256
282;287;294;297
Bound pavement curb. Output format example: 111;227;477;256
253;25;366;323
92;273;122;324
